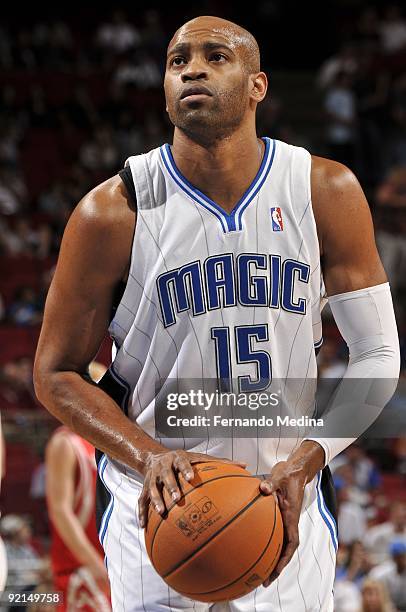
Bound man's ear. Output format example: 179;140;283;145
250;72;268;103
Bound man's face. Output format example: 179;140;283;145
164;25;251;142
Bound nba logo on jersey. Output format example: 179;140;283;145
270;206;283;231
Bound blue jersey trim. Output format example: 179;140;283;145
98;455;114;547
234;138;276;230
160;147;228;232
109;363;131;415
316;472;338;551
160;137;275;233
314;337;323;349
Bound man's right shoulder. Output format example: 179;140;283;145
75;174;136;231
62;174;135;280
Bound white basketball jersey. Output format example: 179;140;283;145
106;138;325;480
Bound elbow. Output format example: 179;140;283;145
350;338;401;380
33;355;60;413
379;339;401;380
33;356;49;405
47;502;73;529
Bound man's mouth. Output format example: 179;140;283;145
180;86;213;100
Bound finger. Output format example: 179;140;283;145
221;457;248;468
263;570;278;588
273;538;299;575
137;490;149;528
149;480;165;515
160;467;182;502
173;455;194;482
259;480;273;495
263;503;299;586
189;454;247;468
192;455;248;469
264;534;299;587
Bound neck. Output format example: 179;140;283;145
171;122;264;214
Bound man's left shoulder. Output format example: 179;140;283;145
310;155;368;222
311;155;359;192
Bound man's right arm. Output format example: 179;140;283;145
34;176;167;472
33;176;243;526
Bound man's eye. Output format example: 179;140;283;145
172;57;186;66
210;53;226;62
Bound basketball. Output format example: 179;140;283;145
144;461;283;602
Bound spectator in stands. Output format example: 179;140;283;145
0;166;28;216
0;217;38;257
365;502;406;565
336;476;368;545
374;166;406;297
334;574;362;612
0;123;22;168
324;71;357;167
13;217;52;259
339;445;381;492
7;286;43;327
336;540;374;587
317;42;359;91
113;49;162;89
96;10;140;55
359;579;395;611
369;540;406;610
0;357;38;412
379;4;406;55
0;514;43;597
0;218;22;255
79;124;119;172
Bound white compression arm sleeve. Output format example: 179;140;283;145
306;282;400;466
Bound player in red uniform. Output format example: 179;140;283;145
46;426;111;611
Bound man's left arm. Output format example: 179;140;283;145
262;156;400;586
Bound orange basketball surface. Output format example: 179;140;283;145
144;461;283;602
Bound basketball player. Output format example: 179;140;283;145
46;426;111;611
34;16;400;612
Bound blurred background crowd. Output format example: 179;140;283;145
0;1;405;610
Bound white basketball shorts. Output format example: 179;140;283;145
96;454;336;612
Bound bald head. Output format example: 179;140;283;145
169;16;260;74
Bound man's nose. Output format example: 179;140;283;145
181;59;207;81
